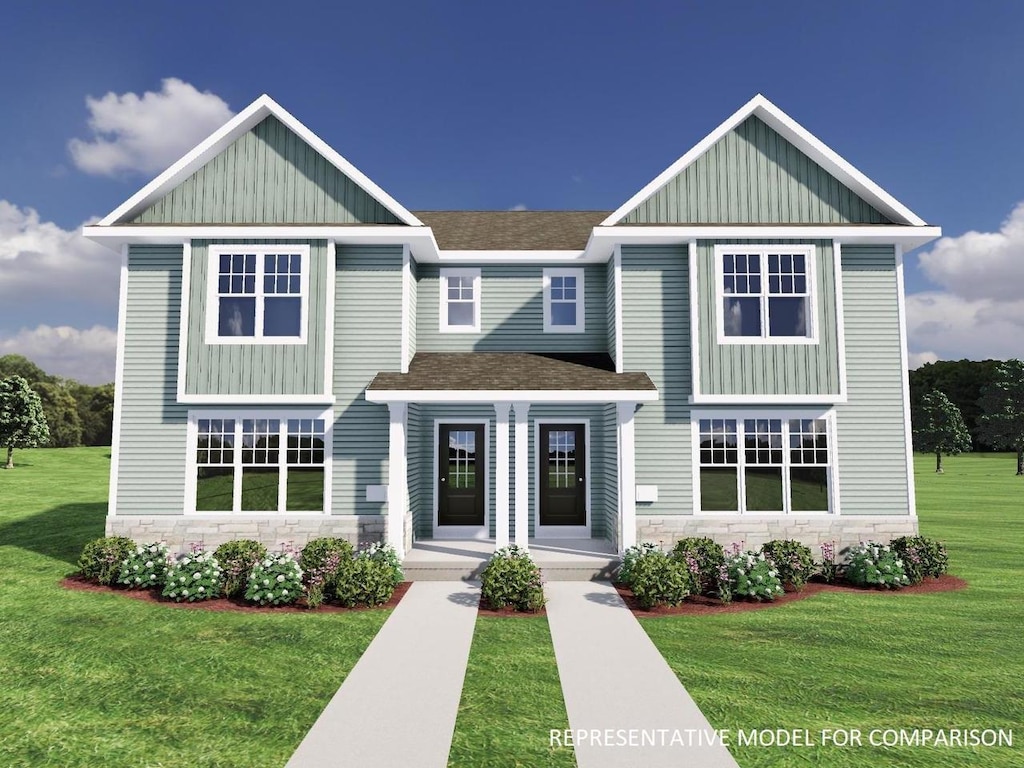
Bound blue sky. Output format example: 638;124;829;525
1;0;1023;382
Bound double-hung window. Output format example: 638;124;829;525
207;245;309;344
697;414;832;514
716;244;816;343
440;268;481;333
543;268;585;332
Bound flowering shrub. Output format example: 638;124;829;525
760;540;814;591
725;548;784;601
845;542;909;589
214;540;267;598
670;537;725;596
117;542;170;589
361;542;404;589
300;537;354;609
890;536;948;584
617;542;659;586
162;550;223;602
819;541;839;584
77;536;136;585
717;560;733;604
479;545;545;612
629;549;691;609
245;551;304;606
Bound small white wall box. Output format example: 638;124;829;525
365;485;389;503
635;485;659;503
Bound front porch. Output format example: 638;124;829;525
402;538;620;581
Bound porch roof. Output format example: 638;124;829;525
365;352;657;403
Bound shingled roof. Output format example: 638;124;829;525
413;211;609;250
367;352;656;392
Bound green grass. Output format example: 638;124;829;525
448;617;576;767
0;448;388;768
644;452;1024;767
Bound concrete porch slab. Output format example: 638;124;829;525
403;539;620;581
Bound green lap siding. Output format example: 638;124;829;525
116;245;188;514
697;239;841;396
415;264;608;352
606;258;617;363
835;245;911;515
621;245;693;516
622;116;890;224
333;245;403;517
184;239;329;396
128;116;402;225
603;404;619;548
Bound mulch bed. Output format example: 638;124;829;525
477;602;547;618
61;575;412;613
615;574;968;617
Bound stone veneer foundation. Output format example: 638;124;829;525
636;515;919;553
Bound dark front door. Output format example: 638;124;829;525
539;424;586;527
438;424;485;527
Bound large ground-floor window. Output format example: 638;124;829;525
696;412;832;514
190;410;330;513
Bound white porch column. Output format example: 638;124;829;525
387;402;408;559
512;401;530;548
617;401;637;552
494;402;512;549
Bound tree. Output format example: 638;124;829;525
34;381;83;448
913;389;972;473
70;382;114;446
910;359;1002;450
0;354;55;386
0;376;50;468
977;359;1024;476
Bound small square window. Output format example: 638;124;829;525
544;269;584;332
209;247;307;343
440;269;480;332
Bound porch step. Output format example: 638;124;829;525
402;539;621;582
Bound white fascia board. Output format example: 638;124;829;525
689;394;846;405
97;94;421;227
427;249;599;264
602;94;928;227
178;395;337;405
365;389;659;404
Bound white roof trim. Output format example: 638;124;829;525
364;389;659;404
96;94;422;227
602;94;927;227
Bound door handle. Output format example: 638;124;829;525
440;477;447;483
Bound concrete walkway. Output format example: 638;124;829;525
286;581;479;768
546;581;740;768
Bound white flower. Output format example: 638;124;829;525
193;572;202;580
263;579;270;586
179;576;186;584
198;586;205;593
276;574;285;583
182;589;189;596
282;589;288;596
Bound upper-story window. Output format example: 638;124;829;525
715;244;817;344
206;245;309;345
440;268;481;333
543;268;585;333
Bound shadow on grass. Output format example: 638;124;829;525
0;501;106;565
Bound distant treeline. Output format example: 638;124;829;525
909;359;1005;451
0;355;113;447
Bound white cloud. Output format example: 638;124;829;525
508;203;528;211
906;201;1024;363
0;200;117;307
68;78;233;176
0;325;116;384
908;350;939;369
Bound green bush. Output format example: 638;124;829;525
334;551;398;608
480;545;545;612
617;542;659;586
162;550;223;602
245;551;304;606
760;539;815;591
726;550;784;601
117;542;170;589
361;542;403;588
890;536;948;584
77;536;136;585
670;537;725;596
629;550;691;610
845;542;909;589
300;537;355;608
214;539;267;598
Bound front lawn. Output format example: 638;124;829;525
0;448;388;768
643;452;1024;767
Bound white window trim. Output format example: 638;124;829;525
534;418;591;539
714;244;819;345
542;267;586;333
184;407;333;516
439;267;482;333
690;408;838;516
432;418;491;539
204;244;311;345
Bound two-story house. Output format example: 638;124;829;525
84;94;940;559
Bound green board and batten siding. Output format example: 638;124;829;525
622;116;890;224
620;245;693;517
696;239;841;396
116;245;187;513
415;264;608;352
606;258;617;364
127;116;402;225
333;245;403;517
184;240;329;396
835;245;911;515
